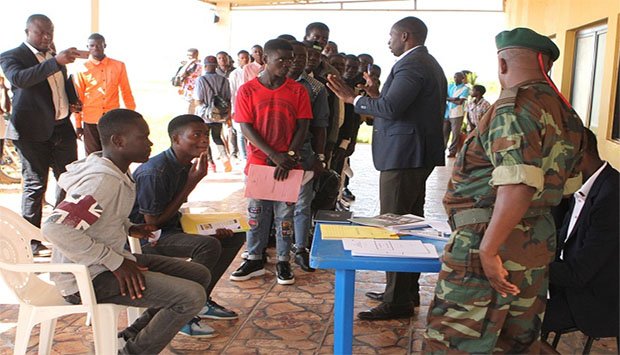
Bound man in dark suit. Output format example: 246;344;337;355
0;14;81;255
328;16;447;320
543;128;619;339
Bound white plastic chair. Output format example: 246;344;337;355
0;206;126;354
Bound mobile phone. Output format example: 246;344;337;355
76;50;89;59
367;63;372;74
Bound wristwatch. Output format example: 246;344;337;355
287;150;297;158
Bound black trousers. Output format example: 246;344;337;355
13;119;77;232
379;167;433;306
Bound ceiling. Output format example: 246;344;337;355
201;0;504;11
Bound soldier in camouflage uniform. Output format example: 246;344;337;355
424;28;585;353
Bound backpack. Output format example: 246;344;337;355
198;79;230;123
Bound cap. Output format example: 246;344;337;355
495;27;560;62
204;55;217;66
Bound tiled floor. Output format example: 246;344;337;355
0;144;617;354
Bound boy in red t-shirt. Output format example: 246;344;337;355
230;39;312;285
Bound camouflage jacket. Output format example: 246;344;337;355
442;80;584;268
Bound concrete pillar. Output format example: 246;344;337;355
214;2;233;52
90;0;100;33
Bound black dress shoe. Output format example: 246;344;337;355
294;250;315;272
365;292;421;306
365;291;384;301
357;302;414;321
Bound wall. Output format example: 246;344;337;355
505;0;620;169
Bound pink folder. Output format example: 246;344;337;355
244;164;303;203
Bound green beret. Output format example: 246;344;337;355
495;27;560;61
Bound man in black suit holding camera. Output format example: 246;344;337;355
0;14;81;255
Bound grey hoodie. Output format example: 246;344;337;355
42;153;136;296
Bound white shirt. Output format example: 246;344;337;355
229;66;245;115
353;45;423;107
560;162;608;259
24;42;69;120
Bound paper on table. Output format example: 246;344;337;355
426;220;452;234
320;224;399;239
342;239;439;258
244;164;303;203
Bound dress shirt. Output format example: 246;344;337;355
24;42;68;120
229;66;245;115
561;161;608;259
73;56;135;127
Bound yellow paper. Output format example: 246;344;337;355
181;213;250;235
320;224;399;240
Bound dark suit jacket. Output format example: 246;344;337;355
549;164;619;337
0;43;77;141
354;46;447;171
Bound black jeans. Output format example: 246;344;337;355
13;119;77;231
142;230;245;295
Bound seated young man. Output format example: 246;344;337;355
542;128;619;340
42;109;214;355
129;114;245;327
230;38;312;285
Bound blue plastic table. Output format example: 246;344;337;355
309;224;446;354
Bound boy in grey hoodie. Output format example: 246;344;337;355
42;109;214;354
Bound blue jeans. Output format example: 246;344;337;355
92;254;209;354
293;181;315;250
142;229;245;295
246;198;294;261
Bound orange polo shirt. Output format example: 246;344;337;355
73;56;136;127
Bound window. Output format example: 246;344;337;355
570;24;607;130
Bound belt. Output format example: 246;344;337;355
448;207;549;230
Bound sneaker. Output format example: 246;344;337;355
178;317;217;338
230;259;265;281
31;243;52;257
276;261;295;285
199;299;238;320
209;162;217;173
223;160;232;173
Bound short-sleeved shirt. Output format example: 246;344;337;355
442;80;584;267
130;148;189;234
445;83;470;119
234;77;313;174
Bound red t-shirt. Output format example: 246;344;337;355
234;77;313;174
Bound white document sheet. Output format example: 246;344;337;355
341;239;439;258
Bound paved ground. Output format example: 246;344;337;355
0;144;617;354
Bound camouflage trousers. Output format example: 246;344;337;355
423;260;548;354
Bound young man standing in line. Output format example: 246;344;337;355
230;39;312;285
